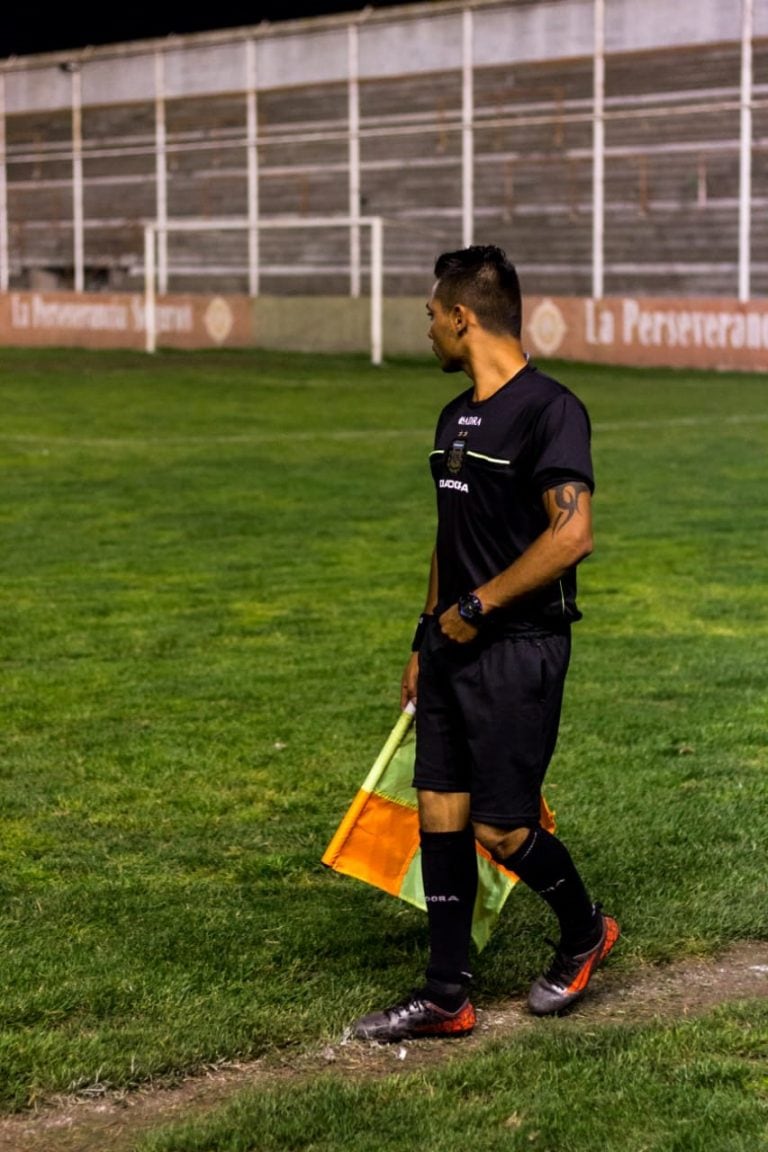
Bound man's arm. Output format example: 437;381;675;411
439;480;593;644
401;549;439;707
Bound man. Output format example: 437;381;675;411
352;245;619;1042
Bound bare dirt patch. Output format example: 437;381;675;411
1;941;766;1152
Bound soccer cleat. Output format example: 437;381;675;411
352;990;476;1041
527;909;620;1016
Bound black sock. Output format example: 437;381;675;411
420;826;477;1008
502;827;599;953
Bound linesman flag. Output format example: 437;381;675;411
322;703;556;950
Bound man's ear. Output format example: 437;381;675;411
451;303;469;335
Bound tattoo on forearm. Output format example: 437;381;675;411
551;482;589;534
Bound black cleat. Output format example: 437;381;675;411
528;909;620;1016
352;989;476;1041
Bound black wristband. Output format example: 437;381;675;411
411;613;432;651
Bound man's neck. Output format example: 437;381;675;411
466;339;528;402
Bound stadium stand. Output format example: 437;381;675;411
1;0;765;299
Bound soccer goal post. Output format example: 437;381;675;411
143;215;384;364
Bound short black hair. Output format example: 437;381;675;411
433;245;522;337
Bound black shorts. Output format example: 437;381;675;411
413;619;571;829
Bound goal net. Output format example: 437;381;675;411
143;215;384;364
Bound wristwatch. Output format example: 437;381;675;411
457;592;484;626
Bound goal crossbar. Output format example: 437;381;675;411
143;215;384;364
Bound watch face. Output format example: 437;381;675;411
459;594;482;623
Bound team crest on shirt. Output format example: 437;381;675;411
446;432;468;474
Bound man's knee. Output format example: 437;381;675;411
418;789;471;833
473;821;534;861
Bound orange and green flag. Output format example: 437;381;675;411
322;704;556;950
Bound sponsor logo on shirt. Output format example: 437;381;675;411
458;415;482;426
439;478;469;493
447;433;468;474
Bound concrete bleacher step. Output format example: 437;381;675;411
3;30;762;297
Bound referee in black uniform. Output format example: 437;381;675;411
353;245;619;1041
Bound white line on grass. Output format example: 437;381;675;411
593;413;768;432
0;413;767;448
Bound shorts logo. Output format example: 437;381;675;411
439;478;469;493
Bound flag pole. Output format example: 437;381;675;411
360;700;415;791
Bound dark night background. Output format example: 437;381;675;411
1;3;410;58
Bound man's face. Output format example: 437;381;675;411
426;287;464;373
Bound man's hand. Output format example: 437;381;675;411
438;603;479;644
400;651;420;709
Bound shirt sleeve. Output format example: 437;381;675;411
529;393;595;495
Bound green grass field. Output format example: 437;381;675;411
0;347;766;1149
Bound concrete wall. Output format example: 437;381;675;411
252;296;430;356
4;289;768;372
3;0;756;112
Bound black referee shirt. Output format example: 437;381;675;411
429;363;594;631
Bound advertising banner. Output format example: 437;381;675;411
0;291;253;350
3;290;768;372
524;296;768;373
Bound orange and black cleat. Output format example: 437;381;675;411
528;908;620;1016
352;990;476;1041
